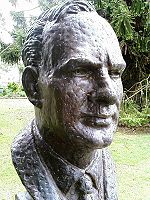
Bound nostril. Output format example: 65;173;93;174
96;92;117;105
87;93;92;102
87;91;95;102
87;90;117;105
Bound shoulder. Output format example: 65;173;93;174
11;122;34;165
11;122;65;200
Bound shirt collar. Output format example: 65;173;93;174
32;120;104;195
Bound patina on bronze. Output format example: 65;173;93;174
11;0;126;199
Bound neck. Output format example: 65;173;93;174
45;132;99;169
51;143;98;169
34;121;100;169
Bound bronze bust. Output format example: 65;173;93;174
11;1;126;199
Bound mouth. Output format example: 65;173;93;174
81;113;113;127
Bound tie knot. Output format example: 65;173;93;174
77;174;94;194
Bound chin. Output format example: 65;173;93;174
67;122;117;149
100;135;113;148
87;131;114;149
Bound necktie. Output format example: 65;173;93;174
75;173;99;200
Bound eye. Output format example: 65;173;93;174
108;70;121;78
72;67;90;77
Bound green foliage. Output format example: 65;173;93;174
0;4;29;65
38;0;69;10
0;11;26;65
2;82;26;97
7;82;20;92
10;11;27;31
38;0;52;10
12;29;26;49
91;0;133;41
111;2;133;40
119;75;150;127
0;40;21;64
119;100;150;127
0;12;5;27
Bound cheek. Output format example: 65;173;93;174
41;85;60;128
62;79;91;123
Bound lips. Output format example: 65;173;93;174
81;112;113;127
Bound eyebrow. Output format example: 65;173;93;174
59;58;102;71
59;58;126;72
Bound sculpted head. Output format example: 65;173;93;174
22;0;126;150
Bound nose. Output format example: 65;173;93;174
87;74;118;105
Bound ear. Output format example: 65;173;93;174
22;66;42;108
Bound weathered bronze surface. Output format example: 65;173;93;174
11;0;126;199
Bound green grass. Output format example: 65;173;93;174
0;99;150;200
111;131;150;200
0;99;34;200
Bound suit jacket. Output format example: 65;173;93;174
11;120;118;200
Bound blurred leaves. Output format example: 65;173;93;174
0;11;27;65
0;40;21;64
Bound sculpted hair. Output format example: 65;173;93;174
22;0;95;72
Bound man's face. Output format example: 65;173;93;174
39;13;126;149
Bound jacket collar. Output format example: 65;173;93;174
32;120;104;195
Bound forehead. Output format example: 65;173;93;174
43;12;125;68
